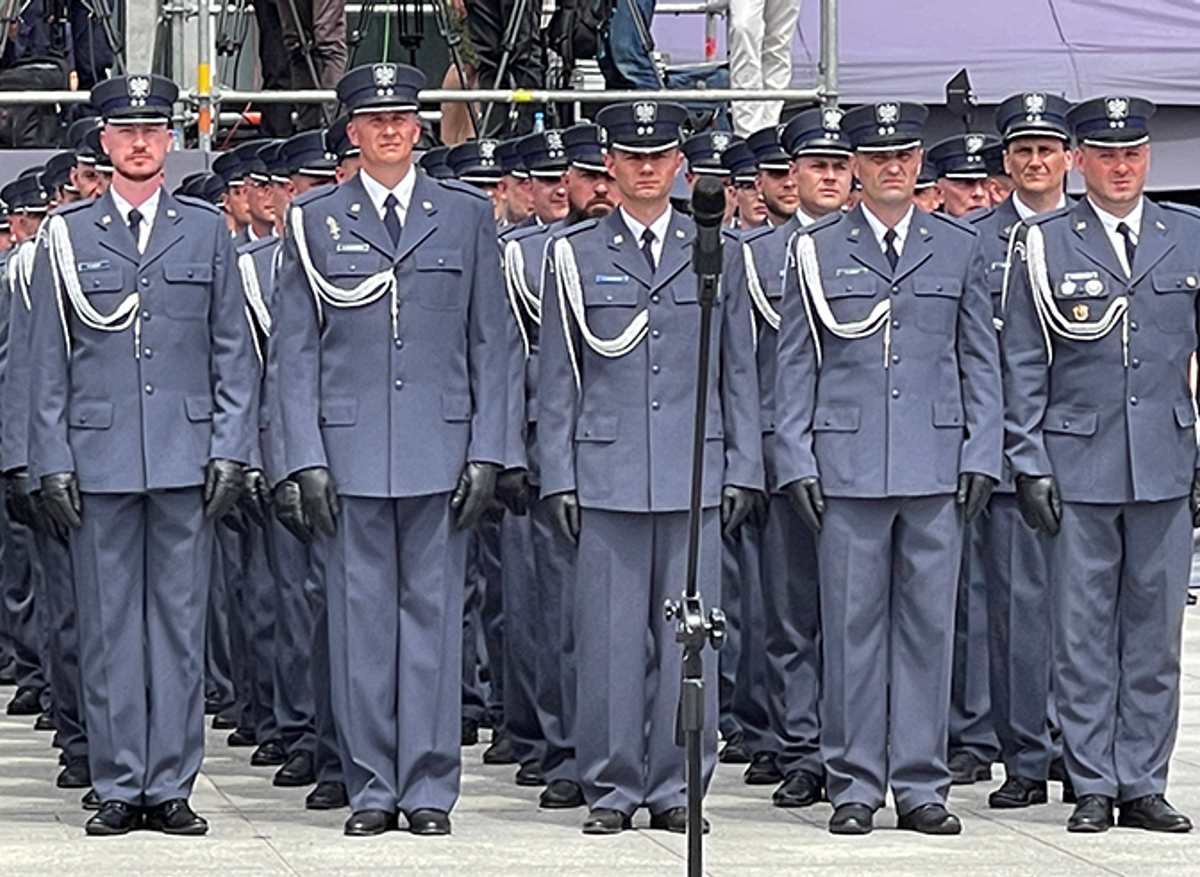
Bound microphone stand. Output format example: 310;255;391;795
664;176;727;877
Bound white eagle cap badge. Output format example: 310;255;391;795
373;64;398;88
545;130;564;156
711;131;731;153
634;101;658;124
875;103;900;125
822;107;843;132
1106;97;1129;121
128;75;151;106
1023;92;1046;118
965;133;986;154
479;139;498;163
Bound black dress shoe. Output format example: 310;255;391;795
35;712;56;731
344;809;398;836
947;750;992;785
407;808;451;836
828;803;874;835
0;658;16;686
86;801;142;836
306;780;349;810
212;705;240;730
897;802;962;835
57;757;91;789
743;751;784;786
1067;794;1114;833
144;799;208;835
649;806;710;834
773;769;823;808
483;732;517;765
515;760;545;787
1118;794;1193;833
988;776;1048;809
81;788;101;810
461;717;479;746
204;696;228;716
718;732;750;765
539;779;584;809
6;685;43;716
250;740;288;766
226;728;256;747
273;750;316;787
582;808;631;835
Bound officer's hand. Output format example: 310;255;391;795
221;503;252;536
241;468;270;527
495;468;530;517
33;493;70;543
273;478;311;543
784;477;824;534
450;462;501;530
750;489;770;530
1016;475;1062;536
40;472;82;531
204;458;244;520
293;466;338;538
1191;470;1200;527
4;468;36;528
721;486;757;537
957;472;997;524
546;491;580;545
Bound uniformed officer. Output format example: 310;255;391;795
326;113;362;181
928;133;1002;218
1004;95;1197;834
447;138;506;223
773;101;1003;835
537;100;763;835
722;140;767;229
968;91;1074;810
271;62;518;837
28;73;256;835
748;125;799;227
913;160;942;212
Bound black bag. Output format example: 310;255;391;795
548;0;614;67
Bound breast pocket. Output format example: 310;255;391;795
415;249;467;310
326;250;388;281
78;268;129;316
913;278;961;333
162;263;213;320
583;280;641;337
822;273;881;325
1151;271;1200;334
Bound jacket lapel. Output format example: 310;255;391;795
139;190;186;269
92;190;140;265
1128;199;1176;286
1069;200;1127;281
844;205;894;281
892;209;934;284
650;210;692;293
603;211;653;289
340;173;396;259
395;173;438;263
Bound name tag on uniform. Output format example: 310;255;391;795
835;267;867;276
595;274;629;283
335;243;371;253
77;260;110;272
1060;270;1103;298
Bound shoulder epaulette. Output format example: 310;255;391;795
290;184;338;210
504;222;551;244
1160;201;1200;221
737;222;774;244
804;211;845;235
174;193;222;215
436;177;491;202
928;211;978;235
237;234;280;257
965;205;997;226
555;216;599;238
50;198;94;217
1025;205;1071;226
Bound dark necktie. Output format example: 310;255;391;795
883;227;899;271
128;208;143;251
383;194;402;246
640;228;656;274
1117;221;1137;272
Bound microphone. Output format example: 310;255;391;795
691;175;725;281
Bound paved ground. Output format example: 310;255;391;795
3;595;1200;876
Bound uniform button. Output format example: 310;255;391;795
892;285;900;295
395;338;403;349
142;310;151;321
652;364;660;374
144;384;153;395
394;380;404;390
892;319;900;328
143;348;152;359
892;354;900;364
1063;420;1071;428
1130;395;1138;405
651;294;660;304
140;277;149;287
1130;321;1138;331
651;329;661;338
605;294;614;302
651;400;660;410
891;389;900;398
1132;357;1141;368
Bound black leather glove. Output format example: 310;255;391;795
273;478;311;543
956;472;997;524
241;468;270;527
721;486;757;537
4;468;36;527
495;468;530;517
784;476;825;534
293;466;338;537
33;492;70;543
40;471;82;531
220;503;252;536
546;491;580;545
203;458;244;520
449;461;501;530
1191;471;1200;528
1016;474;1062;536
750;489;770;530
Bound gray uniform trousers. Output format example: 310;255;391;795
1053;499;1191;801
575;508;720;816
265;512;316;756
462;515;505;729
819;495;961;813
218;523;276;742
983;494;1054;779
760;492;821;778
74;489;212;806
320;494;467;815
721;519;774;756
0;511;45;696
950;519;1000;762
303;530;344;786
204;558;236;710
33;525;86;759
500;509;545;767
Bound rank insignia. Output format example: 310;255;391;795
326;216;341;240
1072;303;1090;321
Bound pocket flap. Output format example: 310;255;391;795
163;263;213;283
326;252;384;278
441;391;472;422
932;400;965;428
319;397;358;426
1175;401;1196;428
185;396;213;422
812;405;860;432
80;268;125;293
584;283;639;307
575;412;618;442
823;274;878;299
1153;272;1200;294
1043;408;1097;436
914;278;962;298
416;250;464;272
68;400;113;429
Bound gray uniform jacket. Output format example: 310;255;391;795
1003;197;1200;503
537;208;763;512
774;204;1003;496
272;171;519;498
28;189;256;490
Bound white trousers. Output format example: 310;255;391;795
728;0;802;136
